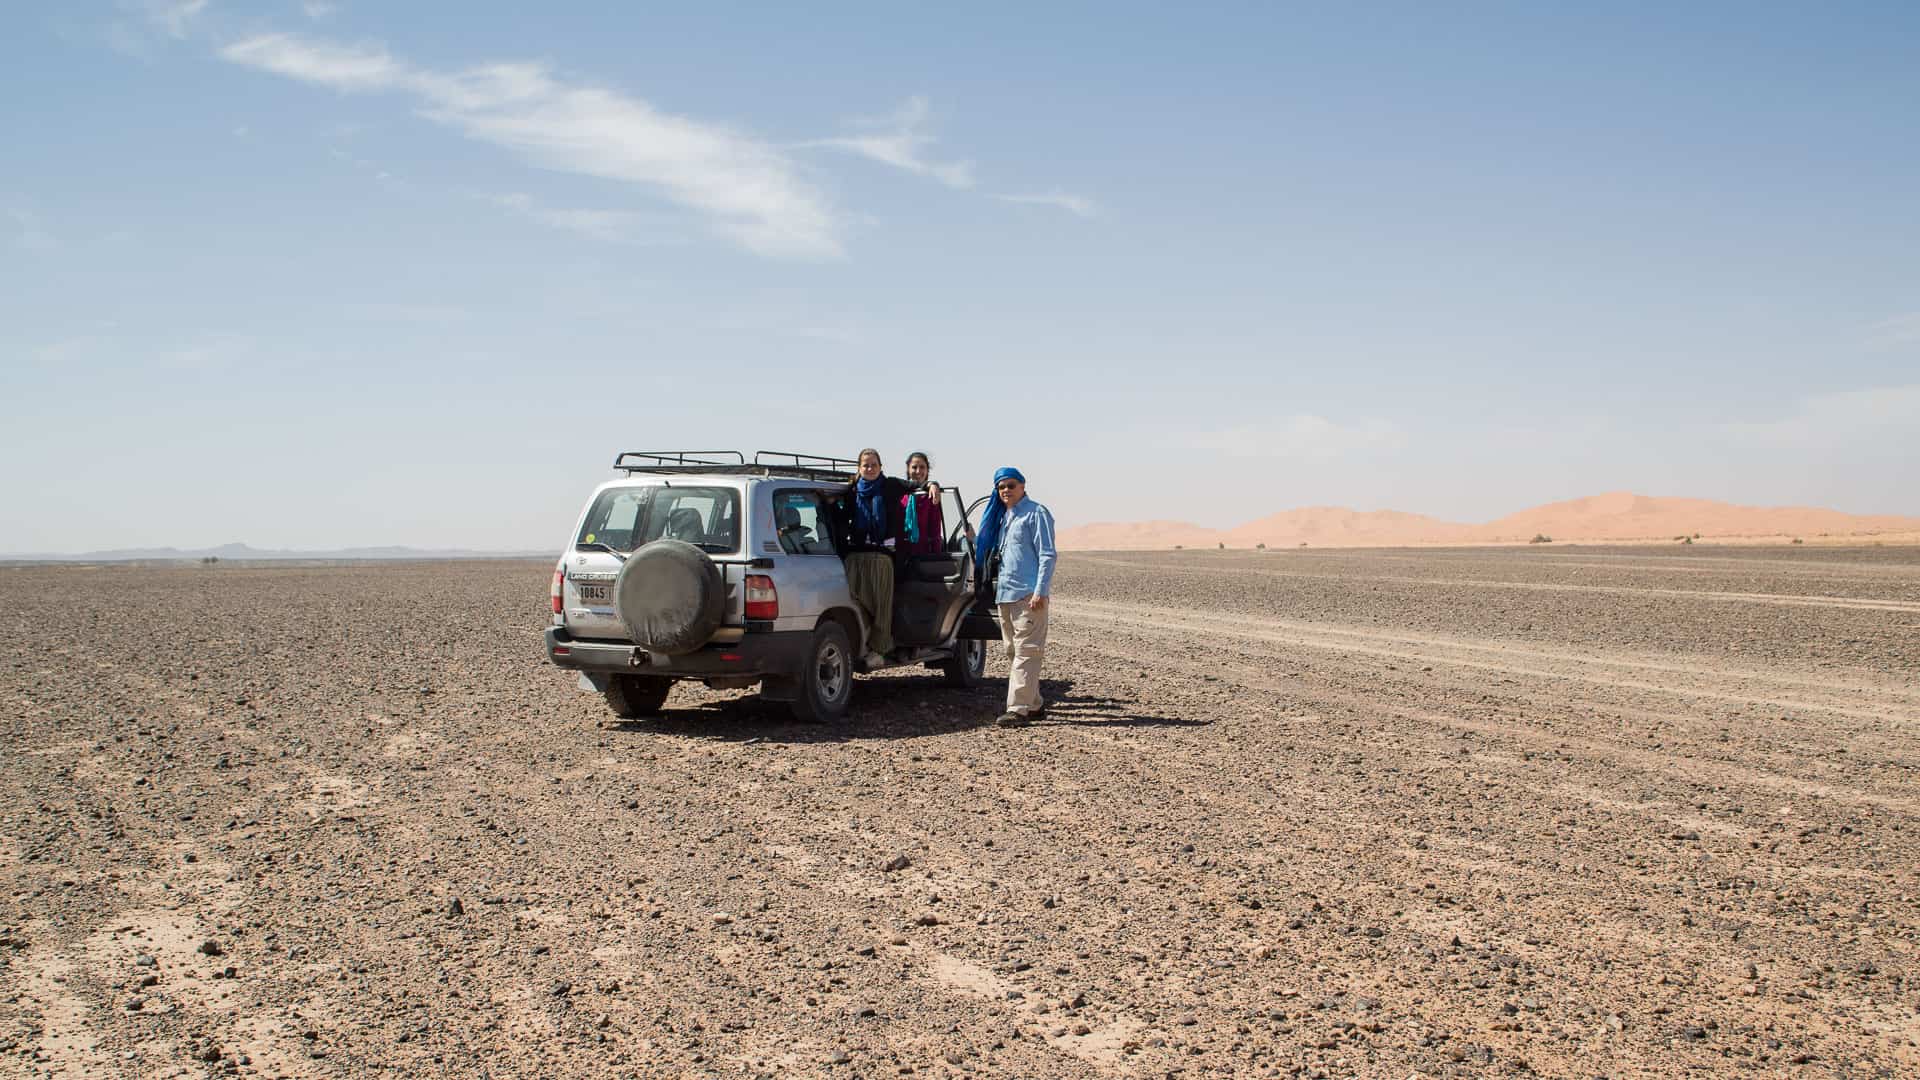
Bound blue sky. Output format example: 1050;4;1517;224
3;2;1917;552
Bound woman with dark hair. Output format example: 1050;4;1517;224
900;451;946;557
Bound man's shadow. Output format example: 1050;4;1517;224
1025;677;1207;728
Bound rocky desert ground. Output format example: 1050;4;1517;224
3;546;1917;1079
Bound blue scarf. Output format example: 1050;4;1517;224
853;475;889;548
973;466;1024;575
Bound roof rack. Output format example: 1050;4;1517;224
613;451;746;470
611;450;856;483
754;450;861;475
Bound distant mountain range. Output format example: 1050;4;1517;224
1;542;549;563
1057;492;1920;550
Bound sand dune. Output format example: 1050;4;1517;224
1056;492;1920;550
1223;507;1475;549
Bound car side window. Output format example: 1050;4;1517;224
772;490;835;556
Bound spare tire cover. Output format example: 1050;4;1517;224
615;539;725;654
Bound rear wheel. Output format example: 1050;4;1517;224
604;674;672;718
789;622;854;723
937;637;987;688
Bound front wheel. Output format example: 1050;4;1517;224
937;637;987;688
604;674;672;718
789;622;854;723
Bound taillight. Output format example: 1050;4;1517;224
744;574;778;620
550;565;565;614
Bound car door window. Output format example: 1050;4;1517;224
773;490;835;555
942;488;973;553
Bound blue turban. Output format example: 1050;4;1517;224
973;467;1026;577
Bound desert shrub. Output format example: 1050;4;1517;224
201;556;219;565
1256;543;1266;550
1792;537;1804;545
1298;542;1307;547
1174;545;1183;550
1529;534;1552;544
1680;537;1693;545
1217;543;1225;550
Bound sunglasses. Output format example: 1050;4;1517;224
996;482;1021;491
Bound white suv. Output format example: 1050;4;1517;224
544;451;994;722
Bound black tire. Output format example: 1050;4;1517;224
615;539;724;655
937;637;987;688
604;674;672;719
789;622;854;723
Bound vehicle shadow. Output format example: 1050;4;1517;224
603;670;1002;743
1027;678;1208;728
603;674;1201;742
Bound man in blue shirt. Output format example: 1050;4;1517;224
979;467;1056;726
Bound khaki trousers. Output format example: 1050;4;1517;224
846;552;895;655
996;599;1049;714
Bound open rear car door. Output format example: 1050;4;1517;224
955;493;1003;641
893;486;981;647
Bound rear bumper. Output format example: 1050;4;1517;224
546;626;811;678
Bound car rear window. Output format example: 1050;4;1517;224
575;486;740;554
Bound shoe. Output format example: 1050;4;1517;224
862;651;886;670
996;710;1029;727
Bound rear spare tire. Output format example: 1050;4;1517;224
615;539;725;655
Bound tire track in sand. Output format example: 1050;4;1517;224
1064;599;1917;723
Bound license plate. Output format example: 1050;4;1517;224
576;583;611;605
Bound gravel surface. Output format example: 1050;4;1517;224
2;546;1916;1078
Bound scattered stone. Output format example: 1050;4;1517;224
881;854;911;873
825;1048;851;1065
198;940;222;957
445;897;464;917
124;996;146;1011
134;955;157;968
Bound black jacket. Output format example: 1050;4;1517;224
834;476;914;554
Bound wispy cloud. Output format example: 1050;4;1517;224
481;192;684;245
301;1;338;19
801;96;975;189
992;190;1098;218
157;0;208;38
1719;384;1920;449
1867;313;1920;347
99;0;209;57
1186;415;1406;460
218;33;841;259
